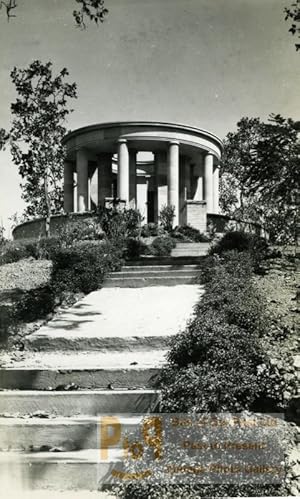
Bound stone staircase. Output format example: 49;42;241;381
103;242;209;288
171;242;210;257
0;250;205;492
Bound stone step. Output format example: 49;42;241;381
0;350;166;390
0;449;121;490
26;332;172;352
175;243;210;247
125;256;205;266
0;390;160;417
121;264;200;271
171;251;206;256
103;276;197;288
111;269;199;278
0;415;142;451
25;285;200;352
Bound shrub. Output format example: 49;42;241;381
159;205;175;232
98;206;142;242
195;259;269;337
124;238;148;260
150;235;176;256
15;285;56;322
210;230;254;254
210;231;270;268
173;224;211;242
141;223;159;237
116;482;284;499
157;250;284;415
0;240;34;265
57;219;103;247
51;241;123;294
33;237;62;259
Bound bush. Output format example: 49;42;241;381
0;240;35;265
51;241;123;294
15;285;56;322
172;224;211;242
141;223;160;237
124;238;148;260
57;219;103;247
159;205;175;232
116;482;284;499
210;230;269;267
98;207;142;242
150;235;176;256
157;251;284;415
33;237;62;259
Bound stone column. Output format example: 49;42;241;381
117;139;129;204
63;161;74;212
168;141;180;227
129;150;137;208
76;149;89;212
204;152;214;213
97;153;113;207
154;151;166;222
213;165;220;214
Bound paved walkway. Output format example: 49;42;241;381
25;285;203;350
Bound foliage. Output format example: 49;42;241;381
159;205;175;232
0;240;35;265
14;285;56;322
57;218;103;247
98;206;142;243
51;241;123;294
211;231;270;272
210;230;268;256
124;238;148;260
0;60;77;235
141;223;160;237
0;225;5;245
220;115;300;243
284;1;300;51
172;224;210;242
158;252;284;415
0;0;109;28
150;235;176;256
73;0;108;29
116;481;284;499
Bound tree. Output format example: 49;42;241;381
220;115;300;244
284;1;300;51
0;60;77;236
0;0;108;29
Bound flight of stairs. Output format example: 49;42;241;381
103;242;208;288
0;246;207;492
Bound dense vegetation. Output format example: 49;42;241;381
115;235;295;499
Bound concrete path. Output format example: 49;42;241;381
25;285;203;352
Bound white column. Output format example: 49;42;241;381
98;153;113;207
168;141;180;227
204;153;214;213
76;149;89;212
117;139;129;204
129;150;137;208
213;165;220;214
63;161;74;212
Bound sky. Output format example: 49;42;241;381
0;0;299;235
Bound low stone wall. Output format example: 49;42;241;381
207;213;263;236
13;210;265;240
12;213;98;240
